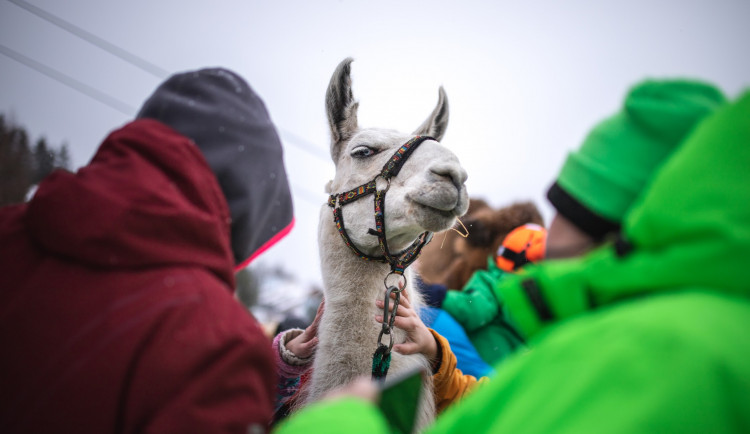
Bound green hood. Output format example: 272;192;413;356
499;90;750;338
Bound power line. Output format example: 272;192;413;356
9;0;331;161
5;1;333;209
8;0;170;79
0;44;135;116
1;44;325;207
290;183;326;207
278;129;330;160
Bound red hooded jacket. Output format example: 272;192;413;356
0;120;280;433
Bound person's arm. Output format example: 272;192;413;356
273;329;314;378
429;329;488;413
274;301;323;378
442;268;504;331
272;301;323;417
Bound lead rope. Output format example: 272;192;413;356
372;273;405;381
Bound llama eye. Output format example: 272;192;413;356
351;146;377;158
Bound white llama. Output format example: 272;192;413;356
306;58;469;429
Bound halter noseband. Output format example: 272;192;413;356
327;135;435;275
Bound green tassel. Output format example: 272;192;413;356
372;343;392;381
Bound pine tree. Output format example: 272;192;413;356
0;114;74;206
57;143;71;170
235;267;261;309
33;137;56;184
0;115;33;206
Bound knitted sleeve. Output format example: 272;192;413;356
272;329;314;379
272;329;314;416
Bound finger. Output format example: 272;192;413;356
375;300;417;318
307;301;325;334
300;337;319;351
296;337;320;358
398;292;412;309
303;326;316;339
296;330;311;343
376;299;414;318
394;304;415;319
391;315;417;331
386;290;412;311
375;312;412;323
313;301;325;324
304;319;320;337
306;322;319;337
387;289;409;301
375;298;397;312
392;342;419;355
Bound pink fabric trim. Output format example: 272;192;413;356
234;218;295;272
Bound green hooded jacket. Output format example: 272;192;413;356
275;91;750;433
441;257;525;365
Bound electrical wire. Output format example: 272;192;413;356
0;45;325;206
8;0;170;79
0;44;135;116
8;0;331;162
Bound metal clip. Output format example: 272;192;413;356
383;272;406;293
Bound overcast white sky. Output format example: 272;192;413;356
2;0;748;286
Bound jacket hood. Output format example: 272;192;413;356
497;90;750;338
26;119;287;287
136;68;294;267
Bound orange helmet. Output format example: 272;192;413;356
496;223;547;272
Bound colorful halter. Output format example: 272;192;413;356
327;135;436;381
327;135;435;275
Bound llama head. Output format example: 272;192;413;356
324;57;469;256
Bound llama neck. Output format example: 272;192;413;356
310;206;434;422
318;206;402;315
314;205;416;367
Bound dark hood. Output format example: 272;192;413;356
136;68;294;267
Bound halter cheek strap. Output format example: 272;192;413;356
327;135;435;275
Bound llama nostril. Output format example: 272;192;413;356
431;164;468;189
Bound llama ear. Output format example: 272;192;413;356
326;57;359;161
413;86;449;142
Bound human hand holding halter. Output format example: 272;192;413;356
375;289;438;361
